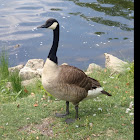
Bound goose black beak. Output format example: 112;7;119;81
37;24;47;28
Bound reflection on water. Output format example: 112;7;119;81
70;0;134;19
69;0;133;31
0;0;134;69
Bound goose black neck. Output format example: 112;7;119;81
48;25;59;64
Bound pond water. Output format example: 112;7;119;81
0;0;134;69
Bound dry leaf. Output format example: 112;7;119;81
31;92;35;97
43;104;48;107
41;97;46;101
34;104;38;107
24;87;28;93
104;69;107;73
114;86;119;89
126;82;130;86
130;96;134;99
122;123;126;126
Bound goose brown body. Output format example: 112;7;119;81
42;58;109;106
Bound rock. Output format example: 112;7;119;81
87;63;102;72
19;59;44;80
85;63;102;75
25;59;44;70
8;64;24;73
104;53;128;73
19;67;40;80
6;82;12;89
37;69;43;76
21;78;41;87
61;63;68;65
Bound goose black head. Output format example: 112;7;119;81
38;18;59;30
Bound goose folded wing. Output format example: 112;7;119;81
59;65;100;91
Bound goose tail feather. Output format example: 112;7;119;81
101;90;112;96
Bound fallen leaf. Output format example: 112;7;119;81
92;134;100;137
34;104;38;107
31;92;35;97
131;120;134;125
89;123;93;128
104;69;107;73
17;104;20;108
43;104;48;107
126;82;130;86
92;134;96;136
122;123;126;126
114;86;119;89
24;88;28;93
130;96;134;99
41;97;46;101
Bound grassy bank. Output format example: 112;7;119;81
0;51;134;140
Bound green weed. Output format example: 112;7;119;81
0;49;9;79
9;70;22;93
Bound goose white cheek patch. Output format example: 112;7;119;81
48;22;58;30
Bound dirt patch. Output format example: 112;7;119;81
106;128;118;137
35;118;54;137
18;117;54;137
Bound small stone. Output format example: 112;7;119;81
93;114;96;117
98;108;102;111
129;101;134;109
126;108;131;113
8;64;24;73
75;125;79;128
129;113;134;116
89;123;93;127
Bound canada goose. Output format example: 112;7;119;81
38;18;111;123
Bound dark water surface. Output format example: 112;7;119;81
0;0;134;69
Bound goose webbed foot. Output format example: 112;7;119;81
65;104;80;124
55;101;70;118
65;118;75;124
55;112;69;118
65;118;80;124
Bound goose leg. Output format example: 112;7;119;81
75;104;79;119
65;104;80;124
55;101;70;117
66;101;70;115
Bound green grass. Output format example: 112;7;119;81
0;49;9;79
9;70;22;93
0;50;34;103
0;62;134;140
